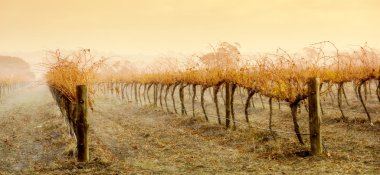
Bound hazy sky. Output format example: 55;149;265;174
0;0;379;55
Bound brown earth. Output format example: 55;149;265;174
0;83;379;174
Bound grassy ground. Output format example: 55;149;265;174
0;84;378;174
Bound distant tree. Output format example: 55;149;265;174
0;56;35;81
199;42;241;69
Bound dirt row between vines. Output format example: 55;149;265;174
0;84;379;174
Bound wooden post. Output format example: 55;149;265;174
76;85;89;162
225;83;232;128
308;78;322;155
153;84;158;107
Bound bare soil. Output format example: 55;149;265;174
0;84;379;174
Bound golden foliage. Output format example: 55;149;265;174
45;49;105;106
97;42;380;103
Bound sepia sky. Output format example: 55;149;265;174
0;0;379;55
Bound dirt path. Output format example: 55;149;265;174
0;85;124;174
91;96;251;174
89;94;380;174
0;83;68;174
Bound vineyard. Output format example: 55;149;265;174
94;42;379;144
51;43;379;139
0;74;30;99
1;0;380;173
0;43;379;174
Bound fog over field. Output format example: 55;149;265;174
0;0;379;174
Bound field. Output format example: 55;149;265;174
0;81;378;174
1;46;379;174
2;0;380;174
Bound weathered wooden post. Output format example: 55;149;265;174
153;84;158;107
225;83;232;128
179;83;187;115
76;85;89;162
308;78;322;155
